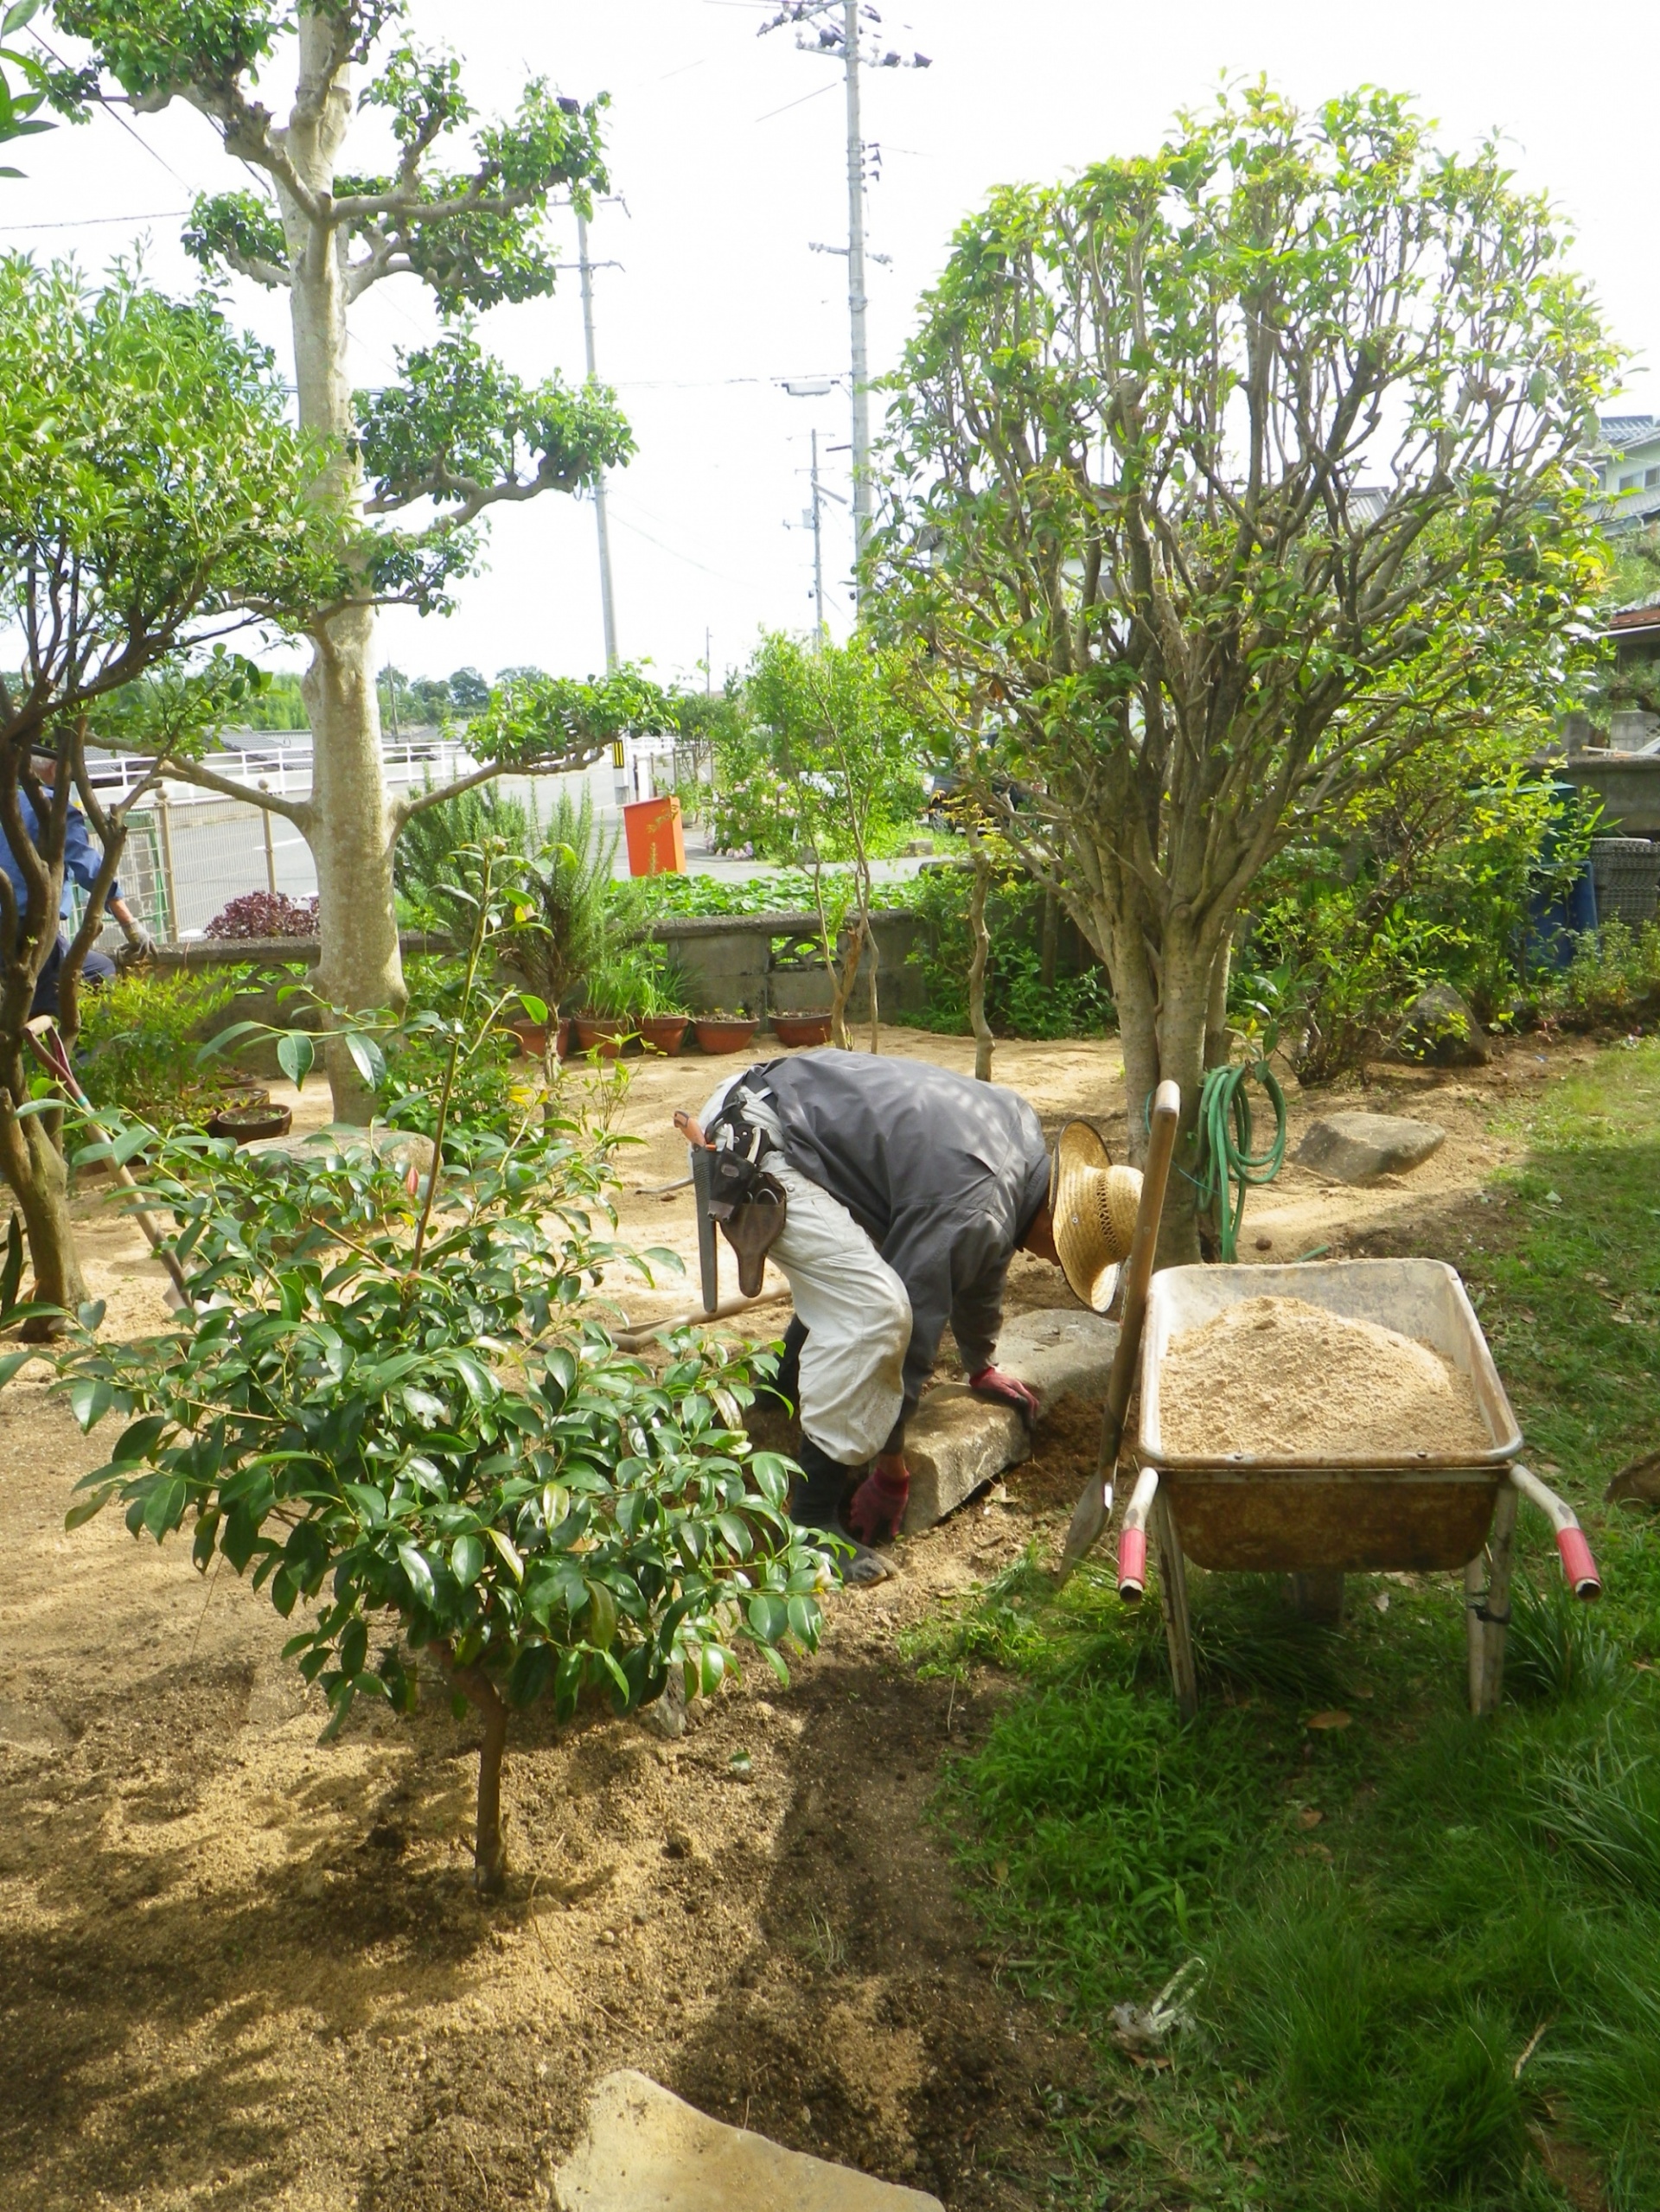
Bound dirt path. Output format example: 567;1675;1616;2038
0;1028;1599;2209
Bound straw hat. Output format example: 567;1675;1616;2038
1050;1120;1142;1312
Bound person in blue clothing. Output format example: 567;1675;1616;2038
0;755;155;1017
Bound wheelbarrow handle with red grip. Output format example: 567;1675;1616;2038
1115;1466;1162;1603
1510;1463;1601;1600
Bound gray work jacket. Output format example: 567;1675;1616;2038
740;1052;1050;1415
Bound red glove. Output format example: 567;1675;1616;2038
969;1366;1039;1422
846;1456;910;1544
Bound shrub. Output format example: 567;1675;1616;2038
901;862;1114;1040
76;968;239;1128
204;889;320;939
394;779;537;925
1528;920;1660;1030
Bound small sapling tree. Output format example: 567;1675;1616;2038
880;86;1615;1254
51;0;639;1105
733;632;923;1049
31;847;823;1894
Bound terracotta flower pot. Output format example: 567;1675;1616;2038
770;1012;833;1049
556;1016;573;1060
208;1102;293;1144
507;1019;549;1060
637;1015;688;1056
574;1017;627;1060
693;1017;760;1055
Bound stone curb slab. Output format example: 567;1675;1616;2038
553;2069;943;2211
903;1308;1120;1532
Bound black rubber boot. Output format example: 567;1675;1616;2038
760;1316;808;1415
791;1436;893;1585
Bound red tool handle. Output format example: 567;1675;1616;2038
1556;1526;1601;1601
1117;1526;1148;1599
1510;1463;1601;1603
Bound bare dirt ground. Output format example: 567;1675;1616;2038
0;1027;1598;2209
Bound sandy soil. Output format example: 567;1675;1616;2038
0;1027;1598;2209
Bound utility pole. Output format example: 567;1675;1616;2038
810;428;827;636
842;0;870;583
761;4;929;610
576;207;620;673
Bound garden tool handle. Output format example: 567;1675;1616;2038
1510;1463;1601;1600
1096;1080;1183;1475
1116;1465;1162;1603
1054;1081;1182;1589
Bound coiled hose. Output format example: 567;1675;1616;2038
1193;1059;1288;1263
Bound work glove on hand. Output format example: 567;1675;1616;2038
968;1366;1040;1423
119;922;156;961
846;1455;910;1546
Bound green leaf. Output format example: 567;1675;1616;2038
142;1476;188;1541
276;1031;315;1087
398;1542;436;1605
450;1532;484;1587
345;1032;388;1091
517;992;549;1024
65;1484;118;1531
66;1375;112;1431
0;1348;35;1392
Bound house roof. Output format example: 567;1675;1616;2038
1600;415;1660;450
1606;602;1660;640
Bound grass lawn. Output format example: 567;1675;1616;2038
907;1038;1660;2211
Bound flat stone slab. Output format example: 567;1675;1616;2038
553;2069;942;2212
903;1385;1029;1533
902;1310;1120;1533
996;1308;1121;1410
1296;1111;1446;1187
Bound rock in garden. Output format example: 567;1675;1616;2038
1390;982;1490;1067
1297;1112;1446;1187
553;2069;943;2212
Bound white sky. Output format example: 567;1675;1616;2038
6;1;1658;691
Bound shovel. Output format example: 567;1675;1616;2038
1054;1076;1181;1588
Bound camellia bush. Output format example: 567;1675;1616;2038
18;848;823;1894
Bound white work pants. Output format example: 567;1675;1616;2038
763;1155;911;1465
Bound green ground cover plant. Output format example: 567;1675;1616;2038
908;1039;1660;2209
77;968;240;1129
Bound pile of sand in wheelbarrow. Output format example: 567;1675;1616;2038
1159;1295;1491;1460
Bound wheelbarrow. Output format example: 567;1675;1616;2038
1113;1259;1600;1718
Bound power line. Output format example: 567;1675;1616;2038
0;207;188;232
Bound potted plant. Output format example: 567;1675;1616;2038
769;1010;833;1048
576;947;650;1058
693;1007;761;1055
495;790;616;1062
633;943;691;1056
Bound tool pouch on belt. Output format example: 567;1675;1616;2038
702;1086;788;1298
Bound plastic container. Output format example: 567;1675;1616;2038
622;795;686;877
1137;1259;1521;1574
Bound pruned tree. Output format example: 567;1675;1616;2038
0;256;337;1322
52;0;636;1111
731;632;923;1049
878;85;1616;1256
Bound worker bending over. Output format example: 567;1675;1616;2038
679;1052;1139;1582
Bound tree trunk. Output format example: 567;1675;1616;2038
967;845;993;1081
444;1648;511;1896
282;22;404;1122
1039;887;1058;991
303;609;403;1118
0;1101;87;1332
1204;936;1233;1073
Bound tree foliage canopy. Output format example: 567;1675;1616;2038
53;0;630;607
0;255;337;750
877;84;1618;1178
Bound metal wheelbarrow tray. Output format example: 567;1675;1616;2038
1114;1260;1600;1718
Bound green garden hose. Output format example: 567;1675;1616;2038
1193;1059;1288;1263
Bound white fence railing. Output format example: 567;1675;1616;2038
84;735;475;806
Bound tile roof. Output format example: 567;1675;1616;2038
1599;415;1660;449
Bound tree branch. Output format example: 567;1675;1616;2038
392;743;606;827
